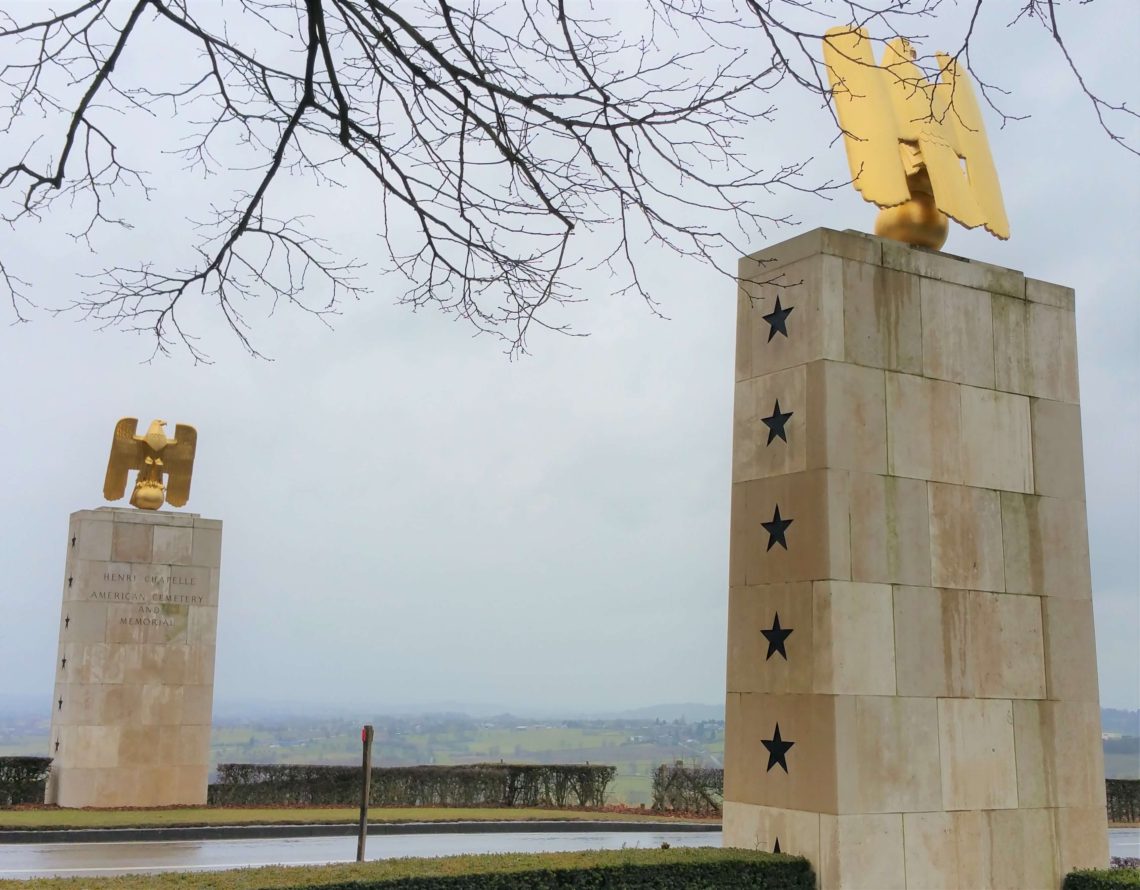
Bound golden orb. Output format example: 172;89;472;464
874;191;949;250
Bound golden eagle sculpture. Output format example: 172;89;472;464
103;418;197;511
822;27;1010;249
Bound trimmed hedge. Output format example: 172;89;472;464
209;764;616;808
0;847;812;890
1108;779;1140;823
0;756;51;806
652;763;723;816
1064;867;1140;889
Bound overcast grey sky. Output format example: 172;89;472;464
1;1;1137;715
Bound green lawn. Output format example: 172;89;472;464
0;806;718;831
0;848;793;890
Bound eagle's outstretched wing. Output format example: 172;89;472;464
935;53;1009;240
164;424;197;508
823;27;910;209
104;418;140;501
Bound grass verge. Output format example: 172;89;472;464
0;806;717;831
0;847;807;890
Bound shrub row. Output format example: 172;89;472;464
1108;779;1140;823
208;763;616;808
651;762;724;816
0;756;50;806
1063;866;1140;889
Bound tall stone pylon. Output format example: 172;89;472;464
724;228;1107;889
46;507;222;807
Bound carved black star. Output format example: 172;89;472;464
70;536;76;548
761;722;794;773
64;615;70;629
762;296;794;341
761;399;794;445
761;612;794;661
773;837;781;854
61;657;67;670
761;505;793;551
68;576;73;588
57;698;63;711
54;740;59;753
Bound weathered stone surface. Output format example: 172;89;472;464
886;373;962;483
47;507;222;808
1031;398;1086;501
937;698;1018;811
992;296;1080;403
724;692;837;814
840;260;922;374
960;386;1033;493
725;232;1103;887
833;695;940;814
812;582;895;696
1001;492;1092;598
928;483;1006;592
819;813;906;890
726;583;813;695
920;279;996;388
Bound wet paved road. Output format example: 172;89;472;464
0;830;718;879
1;828;1135;879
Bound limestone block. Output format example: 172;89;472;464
726;583;812;694
733;366;807;483
840;260;922;374
182;684;215;725
805;361;887;474
967;591;1046;700
737;254;844;381
176;724;213;767
959;386;1033;493
833;695;940;813
987;808;1062;890
1001;492;1092;598
1053;807;1110;875
1013;699;1107;809
723;692;837;814
729;471;847;586
721;801;821;859
992;296;1080;403
929;483;1005;592
175;764;209;805
191;526;224;568
885;373;962;483
880;240;1025;299
139;684;185;726
1026;277;1076;311
108;508;195;527
742;227;882;271
920;279;995;388
1031;398;1086;500
187;606;219;645
846;473;931;587
812;582;895;696
818;813;906;890
106;603;189;645
152;525;194;565
75;518;113;561
55;768;98;808
186;644;217;685
903;809;1060;890
111;522;153;563
1042;598;1101;701
893;586;971;698
101;684;144;724
937;698;1018;810
60;600;109;644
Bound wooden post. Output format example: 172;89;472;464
356;724;374;862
